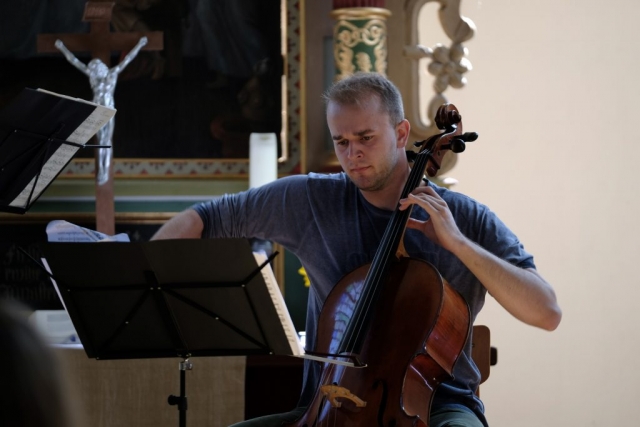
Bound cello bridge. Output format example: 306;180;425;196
320;385;367;408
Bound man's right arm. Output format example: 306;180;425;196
151;209;204;240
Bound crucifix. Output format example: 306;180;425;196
37;1;163;235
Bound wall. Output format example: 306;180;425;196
388;0;640;425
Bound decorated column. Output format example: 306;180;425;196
331;0;391;80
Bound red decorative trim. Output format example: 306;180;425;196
333;0;385;8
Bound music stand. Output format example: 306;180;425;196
40;238;299;427
0;88;113;213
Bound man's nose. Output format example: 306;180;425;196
347;142;363;159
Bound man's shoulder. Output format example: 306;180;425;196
430;182;479;204
275;172;349;187
260;173;351;207
430;183;490;219
272;171;346;182
307;171;348;182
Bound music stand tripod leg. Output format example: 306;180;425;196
168;357;193;427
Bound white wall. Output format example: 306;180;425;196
392;0;640;425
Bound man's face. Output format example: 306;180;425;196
327;96;405;192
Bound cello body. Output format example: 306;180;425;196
285;258;470;427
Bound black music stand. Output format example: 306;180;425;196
40;238;298;427
0;88;111;213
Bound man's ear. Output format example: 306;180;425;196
396;119;411;149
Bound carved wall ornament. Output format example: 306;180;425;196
403;0;476;138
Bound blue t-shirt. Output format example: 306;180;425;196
194;172;535;426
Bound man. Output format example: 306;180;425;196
152;72;562;427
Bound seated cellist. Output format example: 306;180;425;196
152;72;562;427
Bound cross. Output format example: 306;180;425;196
37;1;163;235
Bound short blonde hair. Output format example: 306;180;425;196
323;72;405;125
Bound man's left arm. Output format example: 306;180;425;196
400;186;562;331
451;240;561;330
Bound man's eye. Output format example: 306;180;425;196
337;139;348;146
362;136;372;141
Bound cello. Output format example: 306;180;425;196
286;104;479;427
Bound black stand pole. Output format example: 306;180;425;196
168;356;193;427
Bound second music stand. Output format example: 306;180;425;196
0;88;113;213
41;238;300;427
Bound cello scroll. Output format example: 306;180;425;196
410;104;478;177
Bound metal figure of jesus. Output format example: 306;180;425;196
55;36;147;185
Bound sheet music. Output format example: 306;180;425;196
254;252;305;357
9;89;116;208
46;220;130;242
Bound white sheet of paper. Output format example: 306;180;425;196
45;220;129;243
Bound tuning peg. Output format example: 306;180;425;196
441;138;466;153
442;132;477;152
460;132;478;142
450;139;466;153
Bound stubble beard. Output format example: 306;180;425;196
351;153;398;193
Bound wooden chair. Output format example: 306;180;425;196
471;325;497;396
246;325;498;418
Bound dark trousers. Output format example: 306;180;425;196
229;406;484;427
